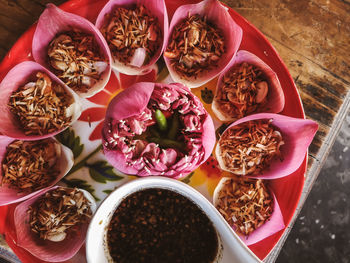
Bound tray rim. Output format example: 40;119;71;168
0;0;308;261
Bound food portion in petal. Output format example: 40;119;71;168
165;13;225;80
216;119;284;176
212;50;285;122
28;187;92;242
103;83;215;178
215;176;273;236
1;139;61;193
163;0;242;88
8;72;74;136
13;186;96;261
48;31;108;94
214;62;269;120
100;5;162;67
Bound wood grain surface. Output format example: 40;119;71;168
0;0;349;262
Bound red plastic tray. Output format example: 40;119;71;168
0;0;306;262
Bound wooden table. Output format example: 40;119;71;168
0;0;349;262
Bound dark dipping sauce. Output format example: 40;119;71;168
107;188;219;263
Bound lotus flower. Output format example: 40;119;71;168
0;136;74;206
212;50;285;122
164;0;242;88
95;0;168;75
79;70;156;141
0;61;81;140
215;113;318;179
102;82;216;178
213;177;285;245
32;4;112;98
13;186;96;262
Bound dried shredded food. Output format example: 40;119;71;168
28;187;92;242
216;62;269;119
8;72;73;136
48;30;107;93
165;14;225;79
107;188;218;263
218;119;284;176
1;139;60;193
215;177;273;236
101;5;162;65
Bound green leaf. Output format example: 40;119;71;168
181;172;195;184
103;189;114;195
87;161;124;184
55;128;84;159
62;178;100;201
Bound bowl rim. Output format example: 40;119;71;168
86;176;261;263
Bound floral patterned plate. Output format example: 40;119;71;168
0;0;306;262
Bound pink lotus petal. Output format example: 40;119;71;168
95;0;168;75
0;137;74;206
102;82;216;178
103;148;139;175
164;0;243;88
0;61;81;140
14;186;96;262
213;177;285;246
106;82;155;120
212;50;285;121
216;113;318;179
159;148;178;166
32;4;112;98
243;191;284;245
202;112;216;161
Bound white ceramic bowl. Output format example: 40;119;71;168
86;177;261;263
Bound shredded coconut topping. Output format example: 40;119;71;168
8;72;73;135
215;62;269;119
28;187;92;242
101;5;162;65
48;31;107;93
165;14;225;79
218;119;284;176
215;177;273;236
1;139;60;193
